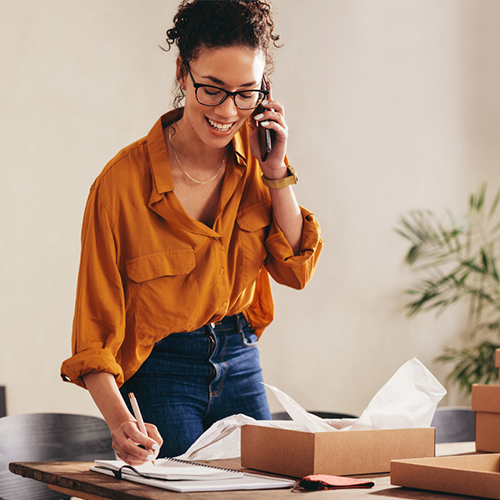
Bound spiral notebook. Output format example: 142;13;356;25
91;458;296;492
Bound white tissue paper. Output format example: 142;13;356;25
174;358;446;460
175;413;257;461
348;358;447;431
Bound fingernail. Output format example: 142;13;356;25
152;443;160;451
254;113;264;121
262;100;269;105
260;121;270;126
147;454;156;461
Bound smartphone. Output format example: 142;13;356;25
259;119;272;162
258;78;273;162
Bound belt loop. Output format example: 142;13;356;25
235;313;243;334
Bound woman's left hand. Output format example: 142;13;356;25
249;82;289;178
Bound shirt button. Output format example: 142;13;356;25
219;267;225;274
222;301;228;308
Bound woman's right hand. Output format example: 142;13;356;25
83;372;163;465
111;419;163;465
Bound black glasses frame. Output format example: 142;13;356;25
186;65;269;110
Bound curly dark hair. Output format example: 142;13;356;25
164;0;281;107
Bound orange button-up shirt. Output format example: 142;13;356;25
61;109;323;389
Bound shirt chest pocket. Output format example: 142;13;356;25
125;249;200;337
236;201;272;284
126;249;195;282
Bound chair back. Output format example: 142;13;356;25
0;413;115;500
430;407;475;444
0;387;6;418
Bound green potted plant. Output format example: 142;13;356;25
396;184;500;393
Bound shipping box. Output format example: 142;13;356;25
241;424;435;478
391;453;500;500
471;384;500;452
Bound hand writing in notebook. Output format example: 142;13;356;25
83;372;163;466
111;418;161;466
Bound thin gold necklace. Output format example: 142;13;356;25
168;126;227;185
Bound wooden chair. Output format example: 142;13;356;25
0;413;115;500
430;407;475;444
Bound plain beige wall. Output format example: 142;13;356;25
1;0;500;418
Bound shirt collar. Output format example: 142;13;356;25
147;109;181;203
231;129;248;167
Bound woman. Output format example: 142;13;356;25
61;0;322;464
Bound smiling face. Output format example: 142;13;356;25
176;45;266;151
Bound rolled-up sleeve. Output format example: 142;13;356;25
60;186;126;389
264;206;323;289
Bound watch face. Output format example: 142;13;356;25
288;167;298;184
286;166;298;183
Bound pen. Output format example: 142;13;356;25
128;392;157;464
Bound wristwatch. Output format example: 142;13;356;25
261;165;299;189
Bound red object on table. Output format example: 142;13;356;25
299;474;375;490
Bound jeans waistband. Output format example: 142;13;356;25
209;313;242;327
207;313;247;334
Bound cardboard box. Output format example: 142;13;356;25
391;453;500;500
472;384;500;413
472;384;500;452
475;412;500;452
241;424;435;478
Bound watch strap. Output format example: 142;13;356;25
261;165;299;189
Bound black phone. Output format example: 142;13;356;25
259;120;272;162
258;78;273;162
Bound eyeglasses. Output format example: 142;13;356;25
186;65;269;110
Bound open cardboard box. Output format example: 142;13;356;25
241;423;435;477
391;453;500;500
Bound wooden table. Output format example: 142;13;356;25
9;443;478;500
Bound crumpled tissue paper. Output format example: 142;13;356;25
175;358;446;461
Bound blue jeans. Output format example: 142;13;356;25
119;313;271;457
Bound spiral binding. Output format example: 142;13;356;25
166;457;240;473
166;457;295;485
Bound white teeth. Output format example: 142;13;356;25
207;118;233;132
